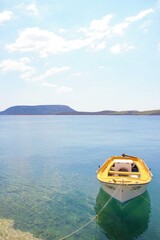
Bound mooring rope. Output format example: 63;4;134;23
59;217;96;240
131;187;160;212
59;185;120;240
96;185;120;218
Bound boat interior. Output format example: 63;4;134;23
97;155;152;184
108;159;140;178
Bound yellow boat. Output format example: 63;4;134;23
97;154;153;203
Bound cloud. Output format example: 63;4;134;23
15;2;40;16
5;8;154;55
88;14;113;32
6;27;69;57
5;15;112;55
113;8;154;35
90;41;106;52
110;44;135;54
113;22;129;35
99;66;105;69
26;3;40;16
45;66;70;76
41;82;73;94
41;82;56;88
140;20;152;32
6;27;90;57
56;86;73;93
31;66;70;81
72;72;82;77
0;10;13;24
125;8;154;23
0;58;35;80
20;72;33;80
79;14;113;37
0;58;34;75
78;14;113;50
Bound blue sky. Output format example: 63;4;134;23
0;0;160;111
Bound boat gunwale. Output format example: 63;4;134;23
97;155;153;185
98;179;151;186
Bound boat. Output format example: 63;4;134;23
96;154;153;203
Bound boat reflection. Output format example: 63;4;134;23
95;188;151;240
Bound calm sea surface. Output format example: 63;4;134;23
0;115;160;240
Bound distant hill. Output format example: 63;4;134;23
71;110;160;115
0;105;76;115
0;105;160;115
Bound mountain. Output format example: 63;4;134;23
0;105;160;115
0;105;76;115
73;110;160;115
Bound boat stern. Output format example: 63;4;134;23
100;182;148;203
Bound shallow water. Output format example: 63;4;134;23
0;115;160;240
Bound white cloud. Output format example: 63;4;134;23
110;44;135;54
125;8;154;23
140;20;152;32
15;2;40;16
0;58;35;81
78;14;113;48
6;27;69;57
26;3;40;16
6;27;91;57
6;14;113;55
113;8;154;35
90;41;106;52
20;72;34;80
5;8;153;56
41;82;72;94
56;86;73;93
110;44;122;54
89;14;113;32
0;10;13;24
99;66;105;69
31;66;70;81
41;82;56;88
72;72;82;77
113;22;129;35
45;66;70;76
0;58;34;74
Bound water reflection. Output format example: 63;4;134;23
95;188;151;240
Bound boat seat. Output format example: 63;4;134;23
108;170;140;176
114;160;132;172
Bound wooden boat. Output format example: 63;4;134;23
97;154;153;203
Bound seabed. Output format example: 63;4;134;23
0;219;40;240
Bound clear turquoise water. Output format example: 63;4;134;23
0;115;160;240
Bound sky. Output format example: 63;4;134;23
0;0;160;112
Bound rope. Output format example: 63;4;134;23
59;217;96;240
59;184;160;240
96;185;120;218
131;187;160;212
59;186;120;240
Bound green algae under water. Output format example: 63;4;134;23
0;115;160;240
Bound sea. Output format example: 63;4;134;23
0;115;160;240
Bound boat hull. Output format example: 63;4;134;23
100;182;148;203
